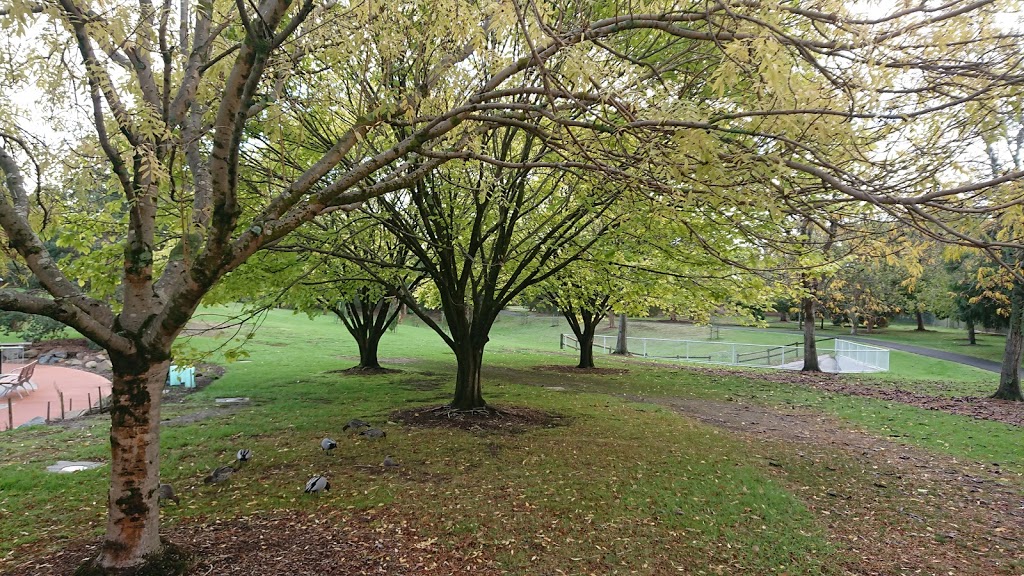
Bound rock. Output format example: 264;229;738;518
23;349;38;359
85;360;98;369
18;416;46;428
46;460;104;473
65;359;83;366
51;350;68;359
39;354;54;365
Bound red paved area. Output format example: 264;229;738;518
0;363;110;429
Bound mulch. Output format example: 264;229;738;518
391;404;565;433
533;364;630;375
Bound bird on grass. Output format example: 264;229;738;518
359;428;386;439
382;455;400;468
236;448;253;464
304;475;330;495
321;437;338;453
157;483;180;505
203;465;236;484
343;418;371;432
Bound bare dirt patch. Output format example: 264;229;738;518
639;395;1024;576
325;366;402;376
7;507;499;576
533;364;630;375
392;404;566;433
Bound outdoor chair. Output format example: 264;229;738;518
0;361;38;398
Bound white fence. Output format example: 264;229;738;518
833;339;889;372
560;334;888;372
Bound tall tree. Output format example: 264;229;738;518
375;126;632;410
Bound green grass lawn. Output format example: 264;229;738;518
0;307;1020;574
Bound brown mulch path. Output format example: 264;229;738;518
640;395;1024;576
6;508;499;576
685;365;1024;427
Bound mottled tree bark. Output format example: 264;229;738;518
100;355;172;568
994;283;1024;401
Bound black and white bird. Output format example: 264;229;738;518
320;437;338;453
343;418;371;432
157;483;180;505
359;428;386;439
382;455;400;468
236;448;253;464
304;475;330;495
203;465;235;484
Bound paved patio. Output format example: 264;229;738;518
0;363;111;429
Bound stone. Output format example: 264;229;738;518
18;416;46;428
22;349;38;359
51;350;68;359
39;354;54;365
46;460;104;473
215;397;250;404
85;360;98;369
65;359;83;366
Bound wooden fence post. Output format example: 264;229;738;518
6;397;12;430
58;391;65;419
46;402;51;422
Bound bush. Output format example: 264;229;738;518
0;311;67;342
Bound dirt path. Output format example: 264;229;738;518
636;395;1024;575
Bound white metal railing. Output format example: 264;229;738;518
833;338;889;372
560;334;888;372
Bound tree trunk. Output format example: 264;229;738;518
779;309;788;322
915;309;926;331
848;307;859;335
556;297;607;370
98;353;171;569
576;315;603;368
967;318;977;345
801;294;820;372
994;283;1024;401
451;339;486;409
578;338;595;369
612;313;628;355
359;333;383;369
330;295;399;370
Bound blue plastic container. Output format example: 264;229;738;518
168;365;196;388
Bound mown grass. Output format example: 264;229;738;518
0;307;1020;574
